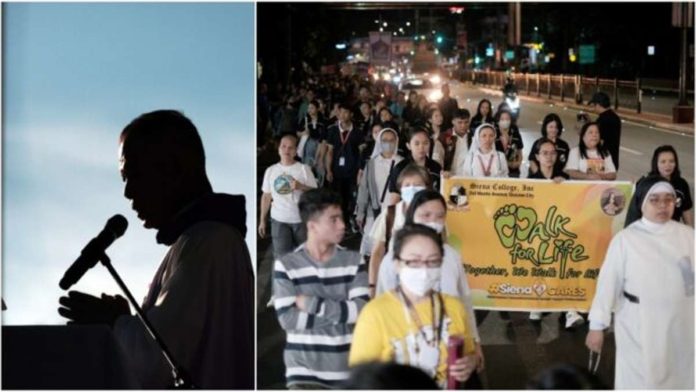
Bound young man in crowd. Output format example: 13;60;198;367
273;189;369;389
589;91;621;170
441;108;471;176
325;102;364;231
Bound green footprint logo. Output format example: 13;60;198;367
493;204;538;248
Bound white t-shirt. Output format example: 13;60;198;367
451;134;469;175
565;147;616;174
261;161;317;223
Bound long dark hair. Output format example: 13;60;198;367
578;122;608;160
473;99;493;122
405;190;447;224
541;113;564;138
648;145;682;180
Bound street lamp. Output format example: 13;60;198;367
406;21;411;26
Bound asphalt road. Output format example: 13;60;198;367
256;83;693;389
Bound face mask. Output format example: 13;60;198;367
499;120;511;129
400;185;426;204
400;266;441;296
419;221;444;233
381;141;395;153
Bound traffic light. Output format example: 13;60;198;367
436;35;443;44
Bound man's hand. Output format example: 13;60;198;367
258;221;267;238
58;291;130;327
326;171;334;183
295;294;308;312
356;215;365;230
288;176;299;191
449;354;477;382
442;170;452;179
585;330;604;353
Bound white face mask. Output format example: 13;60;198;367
401;185;426;204
499;120;511;129
381;141;395;154
399;265;441;296
418;221;444;233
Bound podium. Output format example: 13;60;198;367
2;325;139;389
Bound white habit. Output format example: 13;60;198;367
589;219;694;389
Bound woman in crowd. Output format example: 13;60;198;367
376;190;484;373
387;128;443;205
564;122;616;180
425;108;446;168
379;107;400;133
643;145;693;226
462;123;509;178
586;175;694;389
527;139;587;328
469;99;494;139
402;90;420;128
356;128;404;264
369;164;432;296
495;109;523;178
350;224;479;388
528;113;571;175
297;100;327;183
528;138;569;182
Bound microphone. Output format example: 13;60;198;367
59;214;128;290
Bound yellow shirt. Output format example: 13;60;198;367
349;291;475;385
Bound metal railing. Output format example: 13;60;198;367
462;70;644;114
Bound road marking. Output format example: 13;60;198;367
620;146;643;155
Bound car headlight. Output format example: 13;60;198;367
428;90;443;102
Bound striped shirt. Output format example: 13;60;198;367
273;243;369;388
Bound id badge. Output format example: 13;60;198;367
339;156;346;167
416;343;440;373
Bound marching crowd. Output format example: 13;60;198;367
258;73;694;389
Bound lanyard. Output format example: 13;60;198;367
338;122;352;145
477;151;495;177
397;288;444;348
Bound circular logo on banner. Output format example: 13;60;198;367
600;187;626;216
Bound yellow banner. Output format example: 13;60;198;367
442;177;633;312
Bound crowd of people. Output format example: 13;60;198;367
257;73;694;389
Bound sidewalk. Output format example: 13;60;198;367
476;85;695;136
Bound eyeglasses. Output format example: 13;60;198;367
647;195;677;206
396;258;443;268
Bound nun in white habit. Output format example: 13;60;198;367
461;123;508;178
356;128;404;256
586;175;694;389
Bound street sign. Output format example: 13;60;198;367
579;45;595;64
369;31;392;66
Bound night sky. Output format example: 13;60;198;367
259;2;693;83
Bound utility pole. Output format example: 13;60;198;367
672;2;694;123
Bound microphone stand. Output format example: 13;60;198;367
99;253;194;388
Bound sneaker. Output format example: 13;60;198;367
565;311;585;329
529;311;542;321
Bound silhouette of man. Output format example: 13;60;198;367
58;110;253;389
